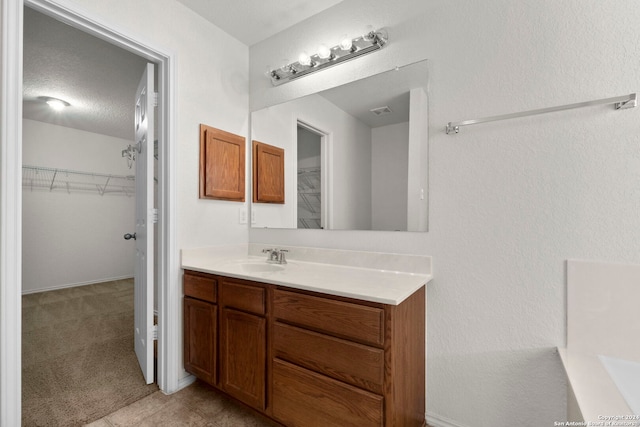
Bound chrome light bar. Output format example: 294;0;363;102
268;28;389;86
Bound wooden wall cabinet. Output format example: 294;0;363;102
183;270;425;427
252;140;285;204
199;124;245;201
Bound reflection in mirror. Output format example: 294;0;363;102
251;59;428;231
297;123;323;229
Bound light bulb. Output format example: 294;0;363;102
317;44;331;59
339;35;353;51
363;25;375;41
46;99;66;111
298;51;312;66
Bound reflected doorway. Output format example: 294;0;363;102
296;122;324;229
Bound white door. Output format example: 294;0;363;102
134;63;155;384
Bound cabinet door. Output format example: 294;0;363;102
252;140;285;203
183;297;217;385
199;124;245;201
220;308;266;410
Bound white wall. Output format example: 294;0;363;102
251;93;371;229
407;87;428;232
60;0;250;384
371;122;408;231
249;1;640;425
22;119;135;293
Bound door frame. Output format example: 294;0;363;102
1;1;179;424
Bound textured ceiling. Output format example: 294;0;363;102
23;8;151;141
22;1;344;141
175;0;343;46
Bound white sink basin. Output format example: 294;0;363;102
221;259;286;273
238;262;285;273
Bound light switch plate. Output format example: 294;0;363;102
239;207;247;224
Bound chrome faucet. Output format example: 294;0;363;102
262;248;288;264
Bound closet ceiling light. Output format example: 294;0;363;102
370;106;392;116
268;27;388;86
39;96;70;111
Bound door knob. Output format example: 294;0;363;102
124;233;137;240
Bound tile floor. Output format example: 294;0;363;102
84;380;280;427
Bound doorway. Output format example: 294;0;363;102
296;124;322;229
1;0;177;424
296;120;331;230
21;6;158;424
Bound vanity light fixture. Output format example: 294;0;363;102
38;96;70;111
268;27;389;86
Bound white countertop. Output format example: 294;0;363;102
181;245;432;305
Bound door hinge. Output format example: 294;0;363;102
151;208;158;224
152;324;158;340
153;92;158;107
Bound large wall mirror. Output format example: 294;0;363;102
251;59;428;232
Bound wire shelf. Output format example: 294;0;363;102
22;165;135;196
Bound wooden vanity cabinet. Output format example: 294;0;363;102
183;270;426;427
183;271;218;386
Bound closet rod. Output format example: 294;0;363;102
445;93;637;134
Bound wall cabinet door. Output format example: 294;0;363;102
220;307;266;411
199;124;245;201
252;140;285;203
183;297;217;385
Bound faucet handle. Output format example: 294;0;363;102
277;249;288;264
262;248;273;253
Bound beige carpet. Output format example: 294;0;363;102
22;279;158;426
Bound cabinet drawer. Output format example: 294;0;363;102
184;272;217;303
220;280;265;315
273;289;384;347
273;322;384;394
272;359;383;427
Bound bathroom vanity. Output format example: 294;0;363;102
181;245;432;427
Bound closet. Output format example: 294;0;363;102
22;119;136;293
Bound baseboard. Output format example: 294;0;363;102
167;374;196;395
21;275;134;295
426;412;469;427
